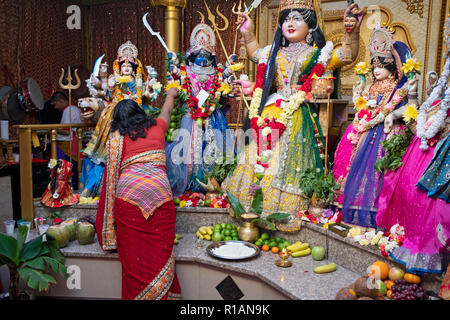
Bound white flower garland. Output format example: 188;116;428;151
416;57;450;150
318;41;334;66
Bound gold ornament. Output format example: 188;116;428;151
280;0;315;12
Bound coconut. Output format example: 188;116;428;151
46;224;70;248
353;276;379;299
61;219;77;241
76;222;95;245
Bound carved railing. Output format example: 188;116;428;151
13;123;94;223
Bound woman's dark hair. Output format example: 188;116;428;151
258;9;325;115
370;56;398;80
111;99;156;140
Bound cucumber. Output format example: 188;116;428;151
314;263;337;274
291;248;311;257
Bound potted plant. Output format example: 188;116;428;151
0;225;68;300
298;168;318;211
303;170;340;218
198;155;238;201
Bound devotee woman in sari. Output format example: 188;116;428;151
222;0;363;231
95;88;181;300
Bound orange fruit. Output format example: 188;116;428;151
271;246;279;254
404;273;421;284
368;261;389;280
262;244;269;252
384;280;395;290
387;290;392;299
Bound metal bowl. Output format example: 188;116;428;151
206;240;260;261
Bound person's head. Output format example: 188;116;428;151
119;60;137;76
50;91;69;111
371;56;398;81
279;8;325;47
111;99;156;140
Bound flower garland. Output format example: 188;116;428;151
166;65;225;125
248;43;334;179
416;57;450;150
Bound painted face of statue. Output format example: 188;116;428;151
120;62;133;76
281;11;309;44
344;15;358;33
373;67;392;81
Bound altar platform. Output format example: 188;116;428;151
22;202;443;300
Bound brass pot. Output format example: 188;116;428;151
311;78;335;99
238;213;260;242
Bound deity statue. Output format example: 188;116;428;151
78;40;162;197
41;159;80;208
375;18;450;274
164;19;235;197
332;26;417;229
221;0;364;231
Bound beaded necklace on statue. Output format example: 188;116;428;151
416;57;450;150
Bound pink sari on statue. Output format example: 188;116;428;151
332;124;355;206
377;135;449;273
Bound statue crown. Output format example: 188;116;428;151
280;0;315;12
117;41;138;64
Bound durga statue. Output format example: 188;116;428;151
221;0;364;231
78;40;162;197
164;17;235;197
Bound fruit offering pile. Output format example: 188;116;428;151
389;279;427;300
196;223;240;242
254;233;291;253
174;191;230;209
368;261;426;300
165;106;185;143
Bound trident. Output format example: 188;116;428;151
58;66;81;163
203;0;251;152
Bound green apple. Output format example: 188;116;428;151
311;246;326;261
212;232;222;243
376;279;387;296
388;267;405;281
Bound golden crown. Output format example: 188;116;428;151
280;0;315;11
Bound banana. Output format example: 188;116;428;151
314;263;337;274
199;226;209;235
287;242;309;253
196;231;204;239
203;234;211;241
291;247;311;257
207;226;214;235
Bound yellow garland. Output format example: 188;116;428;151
354;96;368;111
354;62;371;75
248;88;306;126
229;63;245;72
403;104;418;123
165;81;182;92
401;58;422;74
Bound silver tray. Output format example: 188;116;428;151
206;240;260;261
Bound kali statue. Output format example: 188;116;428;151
222;0;364;231
332;26;418;229
78;40;162;197
164;19;235;197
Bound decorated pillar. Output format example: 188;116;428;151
151;0;187;52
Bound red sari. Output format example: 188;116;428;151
96;118;181;300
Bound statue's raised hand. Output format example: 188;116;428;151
237;12;254;34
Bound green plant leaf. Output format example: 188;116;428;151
43;234;65;264
250;188;263;215
23;257;46;271
0;232;18;266
226;192;245;219
259;219;276;231
18;267;56;292
42;256;68;279
21;235;44;262
266;212;290;220
15;225;29;259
